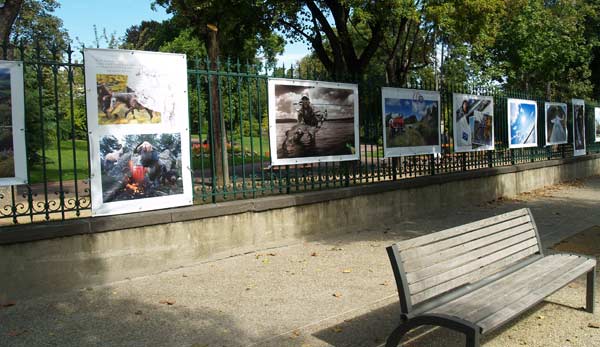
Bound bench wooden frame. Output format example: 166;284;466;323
386;208;596;347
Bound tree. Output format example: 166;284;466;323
272;0;409;79
0;0;23;45
153;0;284;186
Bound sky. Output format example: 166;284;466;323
54;0;309;66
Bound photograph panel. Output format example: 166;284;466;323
99;133;184;203
268;79;359;165
453;94;494;152
96;74;162;125
381;87;440;157
508;98;538;148
544;102;568;145
0;61;27;185
595;107;600;143
84;48;188;129
573;99;586;155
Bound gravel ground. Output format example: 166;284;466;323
1;177;600;346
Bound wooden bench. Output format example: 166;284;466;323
385;208;596;347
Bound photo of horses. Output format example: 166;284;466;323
573;99;586;156
382;87;440;157
452;94;494;153
85;49;192;216
99;133;183;204
268;78;359;165
508;98;538;148
544;102;568;145
96;74;161;125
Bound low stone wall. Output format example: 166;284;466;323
2;155;600;300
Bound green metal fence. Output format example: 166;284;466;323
0;41;598;226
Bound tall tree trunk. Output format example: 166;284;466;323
0;0;23;58
206;26;229;187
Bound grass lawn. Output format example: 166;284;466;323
29;140;90;184
190;133;271;156
29;137;272;184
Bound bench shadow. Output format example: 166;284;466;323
310;302;467;347
0;288;253;347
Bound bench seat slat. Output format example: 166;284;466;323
427;255;574;318
406;229;536;284
399;215;531;262
403;223;534;274
476;258;596;332
395;209;530;252
408;236;538;293
466;256;588;325
411;245;539;304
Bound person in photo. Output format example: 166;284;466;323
549;111;566;143
456;100;471;147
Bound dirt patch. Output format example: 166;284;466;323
552;225;600;258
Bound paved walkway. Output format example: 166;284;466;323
2;177;600;346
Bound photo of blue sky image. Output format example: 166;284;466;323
509;101;537;145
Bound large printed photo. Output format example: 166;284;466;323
544;102;568;145
85;48;192;216
452;94;494;152
573;99;586;156
268;79;359;165
382;87;440;157
508;98;538;149
595;107;600;143
84;48;187;128
0;60;27;185
99;133;184;203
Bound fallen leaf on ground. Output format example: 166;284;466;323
290;330;300;338
267;252;277;256
0;301;16;308
311;252;318;256
134;310;143;315
342;269;352;273
380;281;389;286
330;247;343;251
7;329;27;337
332;327;343;333
332;292;342;298
588;322;600;329
262;258;270;264
159;299;176;305
537;315;545;320
182;274;188;278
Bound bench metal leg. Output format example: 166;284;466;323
386;314;481;347
586;267;596;314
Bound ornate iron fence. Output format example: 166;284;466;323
0;41;597;226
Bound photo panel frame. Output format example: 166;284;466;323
267;78;360;165
508;98;538;149
381;87;441;157
452;93;494;153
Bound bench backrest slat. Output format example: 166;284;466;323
388;208;542;313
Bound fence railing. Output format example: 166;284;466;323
0;42;599;226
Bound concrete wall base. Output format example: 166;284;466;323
2;156;600;300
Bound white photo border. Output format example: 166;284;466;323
0;60;27;186
84;48;193;216
452;93;494;153
507;98;538;149
572;98;586;156
267;78;360;165
381;87;441;157
544;102;568;146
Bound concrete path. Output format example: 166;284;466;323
2;177;600;346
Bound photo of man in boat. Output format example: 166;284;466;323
272;82;356;161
